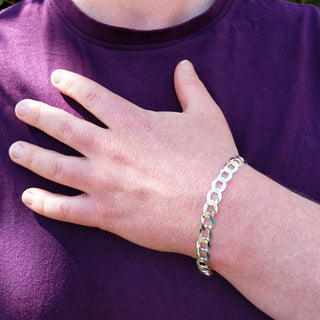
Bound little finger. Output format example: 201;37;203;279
22;189;100;228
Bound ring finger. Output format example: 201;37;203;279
9;141;91;192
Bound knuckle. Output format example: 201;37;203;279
108;140;128;163
184;77;202;88
39;197;46;215
83;87;102;106
51;158;65;181
25;149;37;169
61;77;75;95
59;201;71;221
29;103;43;125
56;117;74;140
122;109;150;133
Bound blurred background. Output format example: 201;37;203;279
285;0;320;5
0;0;17;10
1;0;320;11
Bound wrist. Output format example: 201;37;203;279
206;164;258;273
178;159;256;265
195;156;246;276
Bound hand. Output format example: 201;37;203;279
9;60;238;258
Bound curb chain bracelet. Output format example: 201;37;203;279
196;156;246;276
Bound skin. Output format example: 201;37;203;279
9;61;236;256
8;61;320;320
72;0;216;29
7;0;320;318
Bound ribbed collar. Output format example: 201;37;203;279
50;0;230;48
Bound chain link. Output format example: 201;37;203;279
196;156;246;276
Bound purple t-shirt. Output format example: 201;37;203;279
0;0;319;318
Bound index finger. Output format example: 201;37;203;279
51;69;144;131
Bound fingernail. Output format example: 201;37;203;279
51;70;65;85
16;100;30;118
9;143;24;160
181;60;195;74
22;190;33;206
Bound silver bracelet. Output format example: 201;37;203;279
196;156;246;276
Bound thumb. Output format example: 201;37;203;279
174;60;218;114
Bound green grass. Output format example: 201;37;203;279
284;0;320;6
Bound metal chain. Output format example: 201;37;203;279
196;156;246;276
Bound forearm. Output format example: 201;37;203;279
207;165;320;319
9;63;319;319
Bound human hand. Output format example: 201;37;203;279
9;60;238;258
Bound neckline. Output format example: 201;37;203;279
50;0;230;49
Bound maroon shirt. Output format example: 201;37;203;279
0;0;319;318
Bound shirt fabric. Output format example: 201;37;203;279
0;0;319;318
